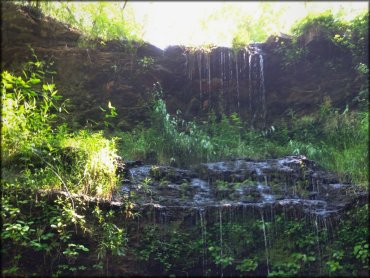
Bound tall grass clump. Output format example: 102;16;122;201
317;105;368;186
281;97;368;187
60;131;118;199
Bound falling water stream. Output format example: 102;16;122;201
221;50;225;108
197;52;202;105
199;209;207;276
314;215;322;274
219;207;223;278
206;52;211;93
184;47;257;116
235;55;240;113
248;44;266;128
260;211;270;275
248;49;253;117
183;45;269;124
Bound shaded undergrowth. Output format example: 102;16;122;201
116;86;368;187
1;55;129;276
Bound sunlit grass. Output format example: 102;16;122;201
61;131;119;199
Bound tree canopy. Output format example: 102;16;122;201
17;1;368;48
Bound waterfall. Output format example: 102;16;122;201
199;209;207;276
259;52;266;124
206;52;211;111
228;50;233;81
197;52;202;106
220;50;225;109
260;211;270;274
248;44;266;128
248;49;253;119
206;52;211;93
187;53;194;81
235;55;240;113
219;207;223;277
243;49;247;80
314;215;322;275
182;45;267;122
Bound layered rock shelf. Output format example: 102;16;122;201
116;156;367;222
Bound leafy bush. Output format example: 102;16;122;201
2;54;120;199
1;56;127;276
18;1;144;42
291;10;369;65
1;67;63;162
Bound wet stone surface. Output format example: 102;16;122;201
117;156;367;218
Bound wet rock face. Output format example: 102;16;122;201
119;156;366;219
2;3;364;130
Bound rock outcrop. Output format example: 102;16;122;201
117;155;367;220
1;3;366;129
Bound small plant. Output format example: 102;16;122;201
100;101;118;128
138;56;155;69
236;258;258;273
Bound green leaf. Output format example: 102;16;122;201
28;78;41;85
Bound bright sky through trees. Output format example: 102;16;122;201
129;1;368;49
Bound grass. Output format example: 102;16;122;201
114;88;368;187
60;130;119;199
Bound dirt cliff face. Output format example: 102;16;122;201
2;3;165;130
1;3;366;130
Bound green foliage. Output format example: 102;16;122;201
117;84;285;166
1;59;64;161
273;10;368;72
3;4;368;277
2;54;120;199
282;99;368;186
60;130;119;199
93;207;126;260
137;225;195;274
353;241;368;266
326;251;344;274
236;258;258;273
291;11;346;38
1;56;129;276
100;101;118;128
324;204;369;276
138;56;156;69
19;1;144;43
134;206;367;277
1;181;128;276
231;2;288;47
208;245;233;268
227;2;368;48
116;80;368;187
117;83;215;166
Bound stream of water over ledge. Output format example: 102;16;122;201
113;156;367;277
